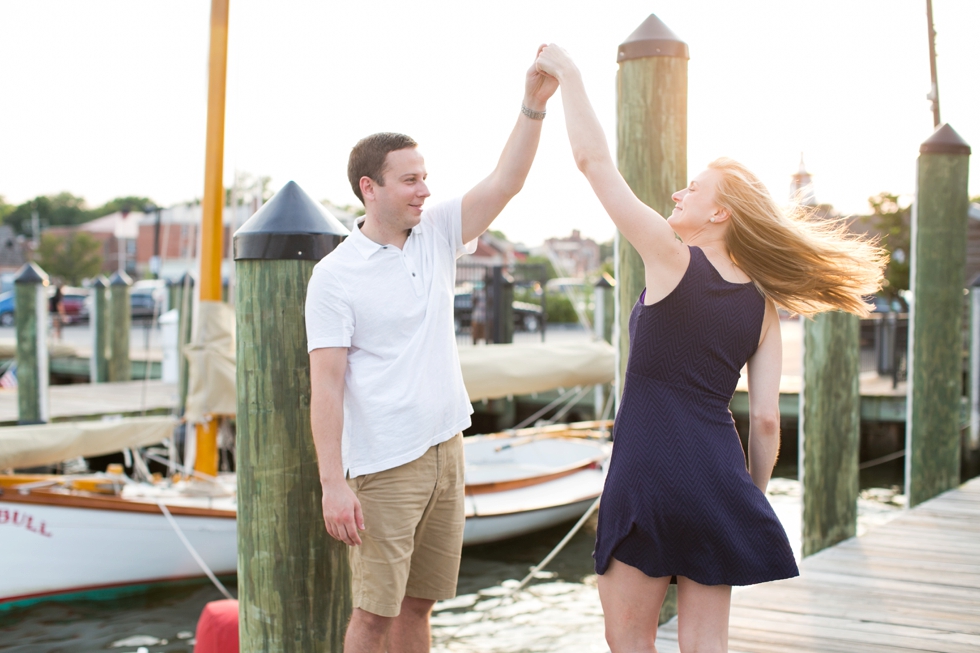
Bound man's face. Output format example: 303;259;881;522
371;147;430;230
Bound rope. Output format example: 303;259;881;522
156;500;235;601
858;450;905;470
508;386;581;432
142;451;225;487
546;386;593;424
435;494;602;645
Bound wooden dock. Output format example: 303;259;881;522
0;380;177;425
656;477;980;652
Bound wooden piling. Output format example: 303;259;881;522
489;266;514;344
969;275;980;477
108;271;132;383
176;273;195;416
14;263;49;424
615;14;688;624
906;124;971;507
90;276;109;383
593;274;614;418
234;181;349;651
799;312;860;557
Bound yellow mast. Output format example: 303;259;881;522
195;0;230;477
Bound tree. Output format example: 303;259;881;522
35;232;103;286
860;193;910;298
522;254;558;280
0;196;13;224
5;192;89;236
89;196;154;218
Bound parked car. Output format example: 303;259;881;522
59;287;90;324
131;280;167;320
0;291;13;327
0;286;92;327
453;291;543;334
869;294;908;314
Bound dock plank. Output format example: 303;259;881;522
657;477;980;652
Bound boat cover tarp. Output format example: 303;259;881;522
0;416;176;470
0;339;80;360
183;300;615;412
459;340;614;401
184;301;236;422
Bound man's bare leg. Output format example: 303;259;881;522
344;608;391;653
388;596;436;653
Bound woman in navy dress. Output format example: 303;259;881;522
535;46;886;652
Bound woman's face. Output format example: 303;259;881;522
667;168;727;237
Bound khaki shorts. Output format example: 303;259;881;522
346;433;465;617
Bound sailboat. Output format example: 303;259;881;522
0;2;617;606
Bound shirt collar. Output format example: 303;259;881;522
349;218;420;260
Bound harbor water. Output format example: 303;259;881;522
1;478;904;653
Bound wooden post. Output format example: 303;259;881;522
489;266;514;344
90;276;110;383
969;275;980;477
593;274;615;418
234;181;350;651
175;272;195;416
799;312;860;556
615;14;688;624
167;277;179;316
108;271;132;382
14;263;49;424
906;123;972;506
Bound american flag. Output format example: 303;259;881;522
0;364;17;390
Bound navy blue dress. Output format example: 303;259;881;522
594;246;799;586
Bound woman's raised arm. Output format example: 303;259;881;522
536;45;685;271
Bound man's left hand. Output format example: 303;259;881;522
524;44;559;111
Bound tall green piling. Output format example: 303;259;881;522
615;13;688;624
175;272;195;415
108;271;132;382
14;263;49;424
906;124;972;506
90;276;110;383
799;312;860;556
234;181;350;651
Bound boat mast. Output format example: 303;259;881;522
195;0;230;477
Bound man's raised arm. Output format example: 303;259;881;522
461;46;558;243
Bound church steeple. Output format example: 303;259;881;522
790;153;817;206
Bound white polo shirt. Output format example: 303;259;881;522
305;197;476;478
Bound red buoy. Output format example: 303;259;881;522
193;599;239;653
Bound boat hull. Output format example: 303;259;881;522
2;430;610;605
0;499;236;605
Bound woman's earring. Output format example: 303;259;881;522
709;217;716;223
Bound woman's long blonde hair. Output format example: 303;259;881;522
708;157;887;318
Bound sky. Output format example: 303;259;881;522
1;1;977;247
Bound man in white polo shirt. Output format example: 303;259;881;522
305;50;556;653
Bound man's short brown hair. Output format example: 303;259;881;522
348;132;418;204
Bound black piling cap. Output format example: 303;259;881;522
14;262;49;285
109;270;133;287
92;275;110;289
920;123;971;156
234;181;349;261
179;271;195;287
618;14;689;62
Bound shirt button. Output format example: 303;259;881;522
412;273;416;277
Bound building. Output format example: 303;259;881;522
790;155;817;207
44;211;142;276
542;229;601;278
